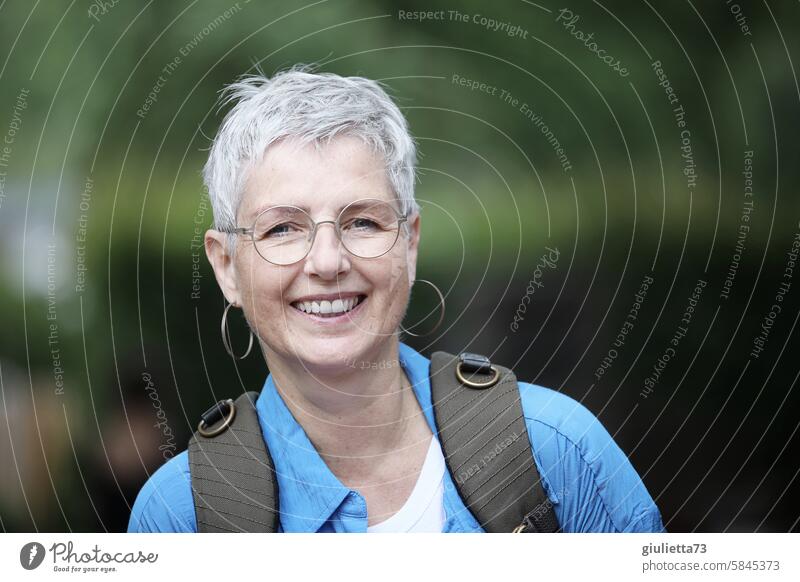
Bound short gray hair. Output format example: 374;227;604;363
202;66;419;238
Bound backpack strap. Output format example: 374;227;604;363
186;351;557;533
188;391;279;532
430;351;560;533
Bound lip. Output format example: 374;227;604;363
288;294;368;325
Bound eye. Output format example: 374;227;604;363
259;222;302;240
267;224;290;236
350;217;380;231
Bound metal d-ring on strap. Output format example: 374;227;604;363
197;398;237;437
454;352;500;389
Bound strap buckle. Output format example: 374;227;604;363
455;352;500;389
197;398;236;437
512;503;560;533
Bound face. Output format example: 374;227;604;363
206;135;420;374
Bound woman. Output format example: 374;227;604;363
128;67;664;533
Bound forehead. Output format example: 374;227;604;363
241;135;393;219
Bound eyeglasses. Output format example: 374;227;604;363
219;197;409;266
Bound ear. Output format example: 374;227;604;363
405;211;421;284
205;230;241;305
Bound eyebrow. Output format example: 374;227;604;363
250;202;339;216
252;203;309;215
247;200;394;221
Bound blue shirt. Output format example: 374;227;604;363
128;342;664;533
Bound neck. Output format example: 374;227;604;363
263;338;431;479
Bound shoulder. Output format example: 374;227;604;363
128;450;197;533
517;382;620;461
517;382;664;532
517;381;602;442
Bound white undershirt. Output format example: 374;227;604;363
366;436;446;533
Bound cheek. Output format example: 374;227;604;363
242;272;295;344
375;253;411;307
236;258;291;313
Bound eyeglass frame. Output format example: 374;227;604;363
217;197;410;266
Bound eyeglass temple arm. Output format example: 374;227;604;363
217;227;252;235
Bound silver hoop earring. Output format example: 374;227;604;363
221;302;254;359
400;279;445;337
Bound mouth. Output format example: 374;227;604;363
289;294;368;322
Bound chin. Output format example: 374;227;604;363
285;334;370;372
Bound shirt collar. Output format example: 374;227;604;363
254;341;437;533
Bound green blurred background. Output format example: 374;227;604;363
1;0;799;532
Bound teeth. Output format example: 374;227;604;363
293;296;363;315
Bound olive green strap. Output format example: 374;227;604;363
430;351;559;532
188;392;279;532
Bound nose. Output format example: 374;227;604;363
303;221;351;279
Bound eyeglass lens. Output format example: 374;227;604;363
252;199;402;265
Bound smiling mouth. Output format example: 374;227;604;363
289;294;368;319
